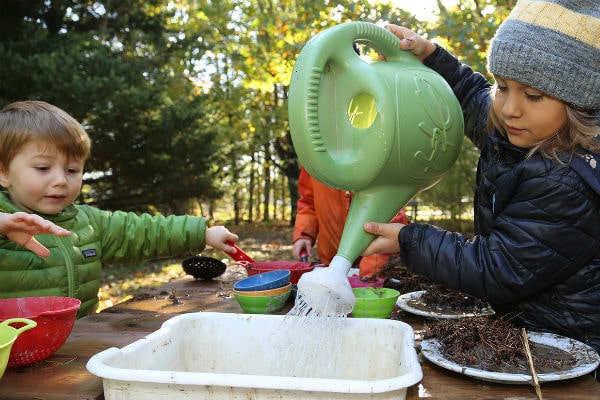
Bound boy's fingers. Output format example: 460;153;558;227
24;236;51;258
6;232;48;256
45;224;70;236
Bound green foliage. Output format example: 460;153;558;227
414;1;513;217
0;0;513;221
430;0;514;76
0;0;221;214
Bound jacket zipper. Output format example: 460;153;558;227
54;235;75;297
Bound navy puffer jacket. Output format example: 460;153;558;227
399;46;600;354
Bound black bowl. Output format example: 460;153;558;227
182;256;227;280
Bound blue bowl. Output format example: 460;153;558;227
234;270;291;291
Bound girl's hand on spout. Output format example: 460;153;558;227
361;222;404;257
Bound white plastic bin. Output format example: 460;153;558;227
87;312;422;399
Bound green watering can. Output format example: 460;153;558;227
288;22;464;315
0;318;37;378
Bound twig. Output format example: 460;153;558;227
521;328;543;400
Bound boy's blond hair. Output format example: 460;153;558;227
0;100;91;170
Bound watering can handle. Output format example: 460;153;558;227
1;318;37;335
301;22;420;138
289;22;424;190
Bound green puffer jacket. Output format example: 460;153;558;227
0;191;207;317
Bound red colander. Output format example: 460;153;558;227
0;296;81;367
243;261;315;285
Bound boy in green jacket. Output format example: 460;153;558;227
0;100;239;317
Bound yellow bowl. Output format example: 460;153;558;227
233;283;292;297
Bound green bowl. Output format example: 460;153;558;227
234;289;291;314
351;287;400;318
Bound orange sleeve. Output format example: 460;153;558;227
293;167;319;243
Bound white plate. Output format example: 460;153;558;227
396;290;495;319
421;331;600;384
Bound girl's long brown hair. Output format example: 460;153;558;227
488;84;600;162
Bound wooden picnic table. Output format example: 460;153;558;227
1;265;598;399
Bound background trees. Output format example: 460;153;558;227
0;0;511;224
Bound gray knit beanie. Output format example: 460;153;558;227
487;0;600;110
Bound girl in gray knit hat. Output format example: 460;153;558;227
362;0;600;380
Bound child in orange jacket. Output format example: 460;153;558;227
292;167;407;277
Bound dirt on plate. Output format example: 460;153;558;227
423;317;577;374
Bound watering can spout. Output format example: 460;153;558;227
294;184;422;317
296;255;356;317
336;185;421;264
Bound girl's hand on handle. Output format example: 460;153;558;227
361;222;404;257
0;212;71;258
205;226;239;253
384;24;436;62
292;238;313;261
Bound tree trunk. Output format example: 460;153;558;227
248;153;255;223
279;174;286;221
232;158;241;225
288;173;299;226
262;144;271;222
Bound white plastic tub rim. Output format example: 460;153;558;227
86;312;423;395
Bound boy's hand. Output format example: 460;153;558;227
0;212;71;257
361;222;404;257
384;24;436;62
205;226;239;253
